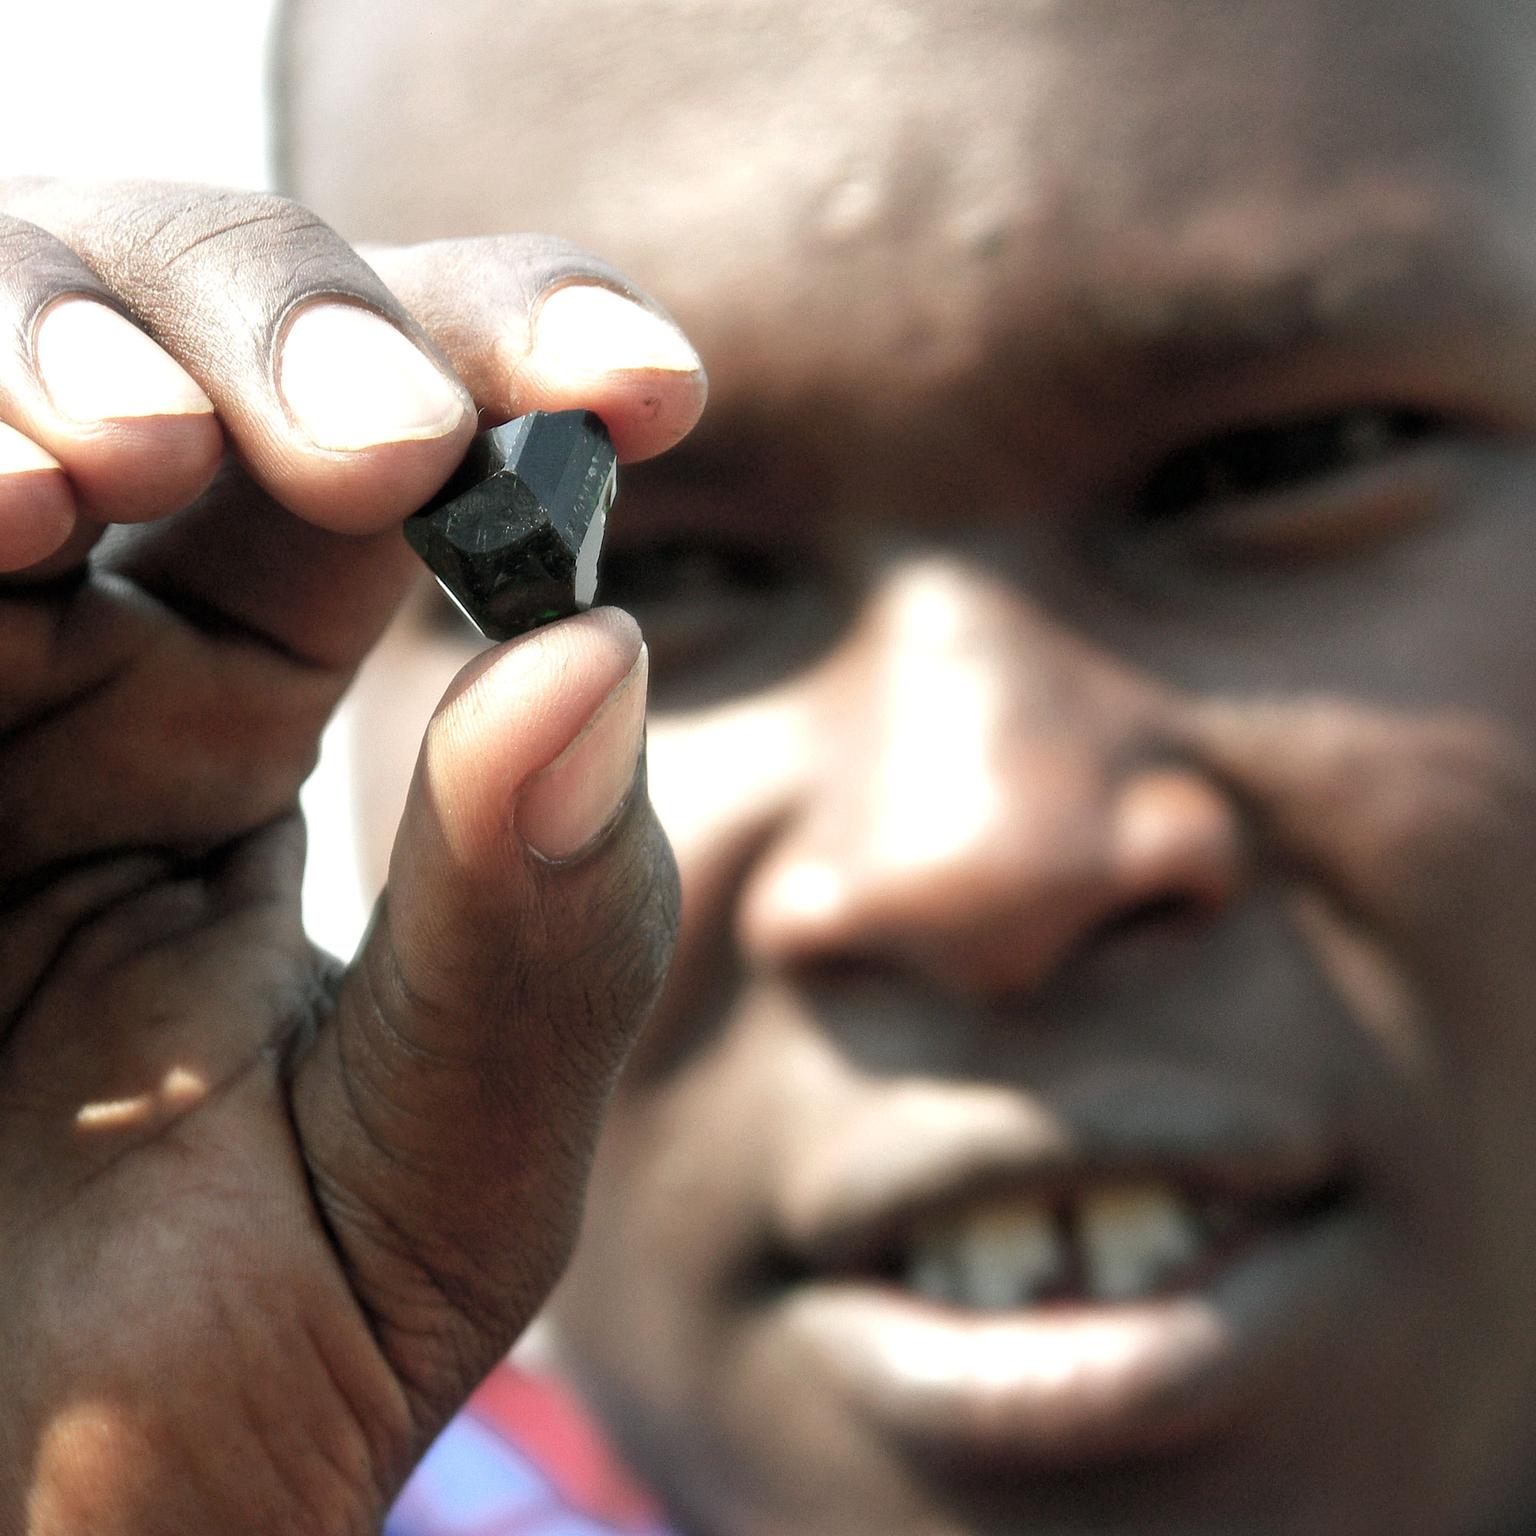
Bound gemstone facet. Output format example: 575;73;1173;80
404;409;616;641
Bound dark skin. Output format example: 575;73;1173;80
281;0;1536;1533
1;0;1533;1532
0;180;705;1531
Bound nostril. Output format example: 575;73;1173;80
1088;892;1211;952
1111;768;1246;927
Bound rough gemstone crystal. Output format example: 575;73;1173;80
404;409;616;641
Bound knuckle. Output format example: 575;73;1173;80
32;183;410;368
0;213;109;345
90;187;340;295
0;215;65;284
510;233;648;306
497;231;605;276
392;232;643;311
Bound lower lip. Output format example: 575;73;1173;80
772;1206;1365;1469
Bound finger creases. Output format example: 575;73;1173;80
0;210;223;559
289;609;678;1411
365;239;708;463
0;182;475;533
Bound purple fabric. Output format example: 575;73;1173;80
384;1366;677;1536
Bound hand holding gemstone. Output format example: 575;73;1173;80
0;173;704;1536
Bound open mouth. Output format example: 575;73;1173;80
768;1160;1362;1467
852;1176;1352;1311
760;1092;1365;1467
779;1166;1355;1313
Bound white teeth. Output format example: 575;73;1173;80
957;1203;1064;1310
906;1246;965;1305
900;1183;1211;1309
1076;1184;1203;1303
905;1202;1065;1310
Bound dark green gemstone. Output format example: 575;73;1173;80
403;409;616;641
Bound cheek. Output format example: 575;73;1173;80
645;696;811;889
1200;702;1536;1003
1195;696;1536;1228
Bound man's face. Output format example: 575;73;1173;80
291;1;1536;1530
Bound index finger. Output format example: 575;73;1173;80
104;230;706;672
1;179;475;535
365;235;708;464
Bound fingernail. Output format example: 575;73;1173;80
532;285;703;377
278;301;470;452
35;299;214;423
517;646;649;861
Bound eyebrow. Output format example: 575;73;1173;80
964;191;1536;448
1033;200;1536;394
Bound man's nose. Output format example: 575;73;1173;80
736;561;1246;999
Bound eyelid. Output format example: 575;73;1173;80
597;531;802;607
1135;433;1467;566
1134;407;1446;523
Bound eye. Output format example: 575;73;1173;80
1136;407;1443;524
597;535;790;611
417;527;825;695
595;533;815;682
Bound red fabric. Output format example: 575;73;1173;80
466;1365;664;1530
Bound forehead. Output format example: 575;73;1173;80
282;0;1536;424
283;0;1528;237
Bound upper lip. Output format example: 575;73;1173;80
771;1078;1352;1281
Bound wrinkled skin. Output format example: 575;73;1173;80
0;178;705;1532
283;1;1536;1533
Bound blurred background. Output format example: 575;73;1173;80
1;0;275;187
1;0;373;959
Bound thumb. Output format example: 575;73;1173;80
290;606;676;1426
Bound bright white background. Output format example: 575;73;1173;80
0;0;278;188
0;0;371;957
